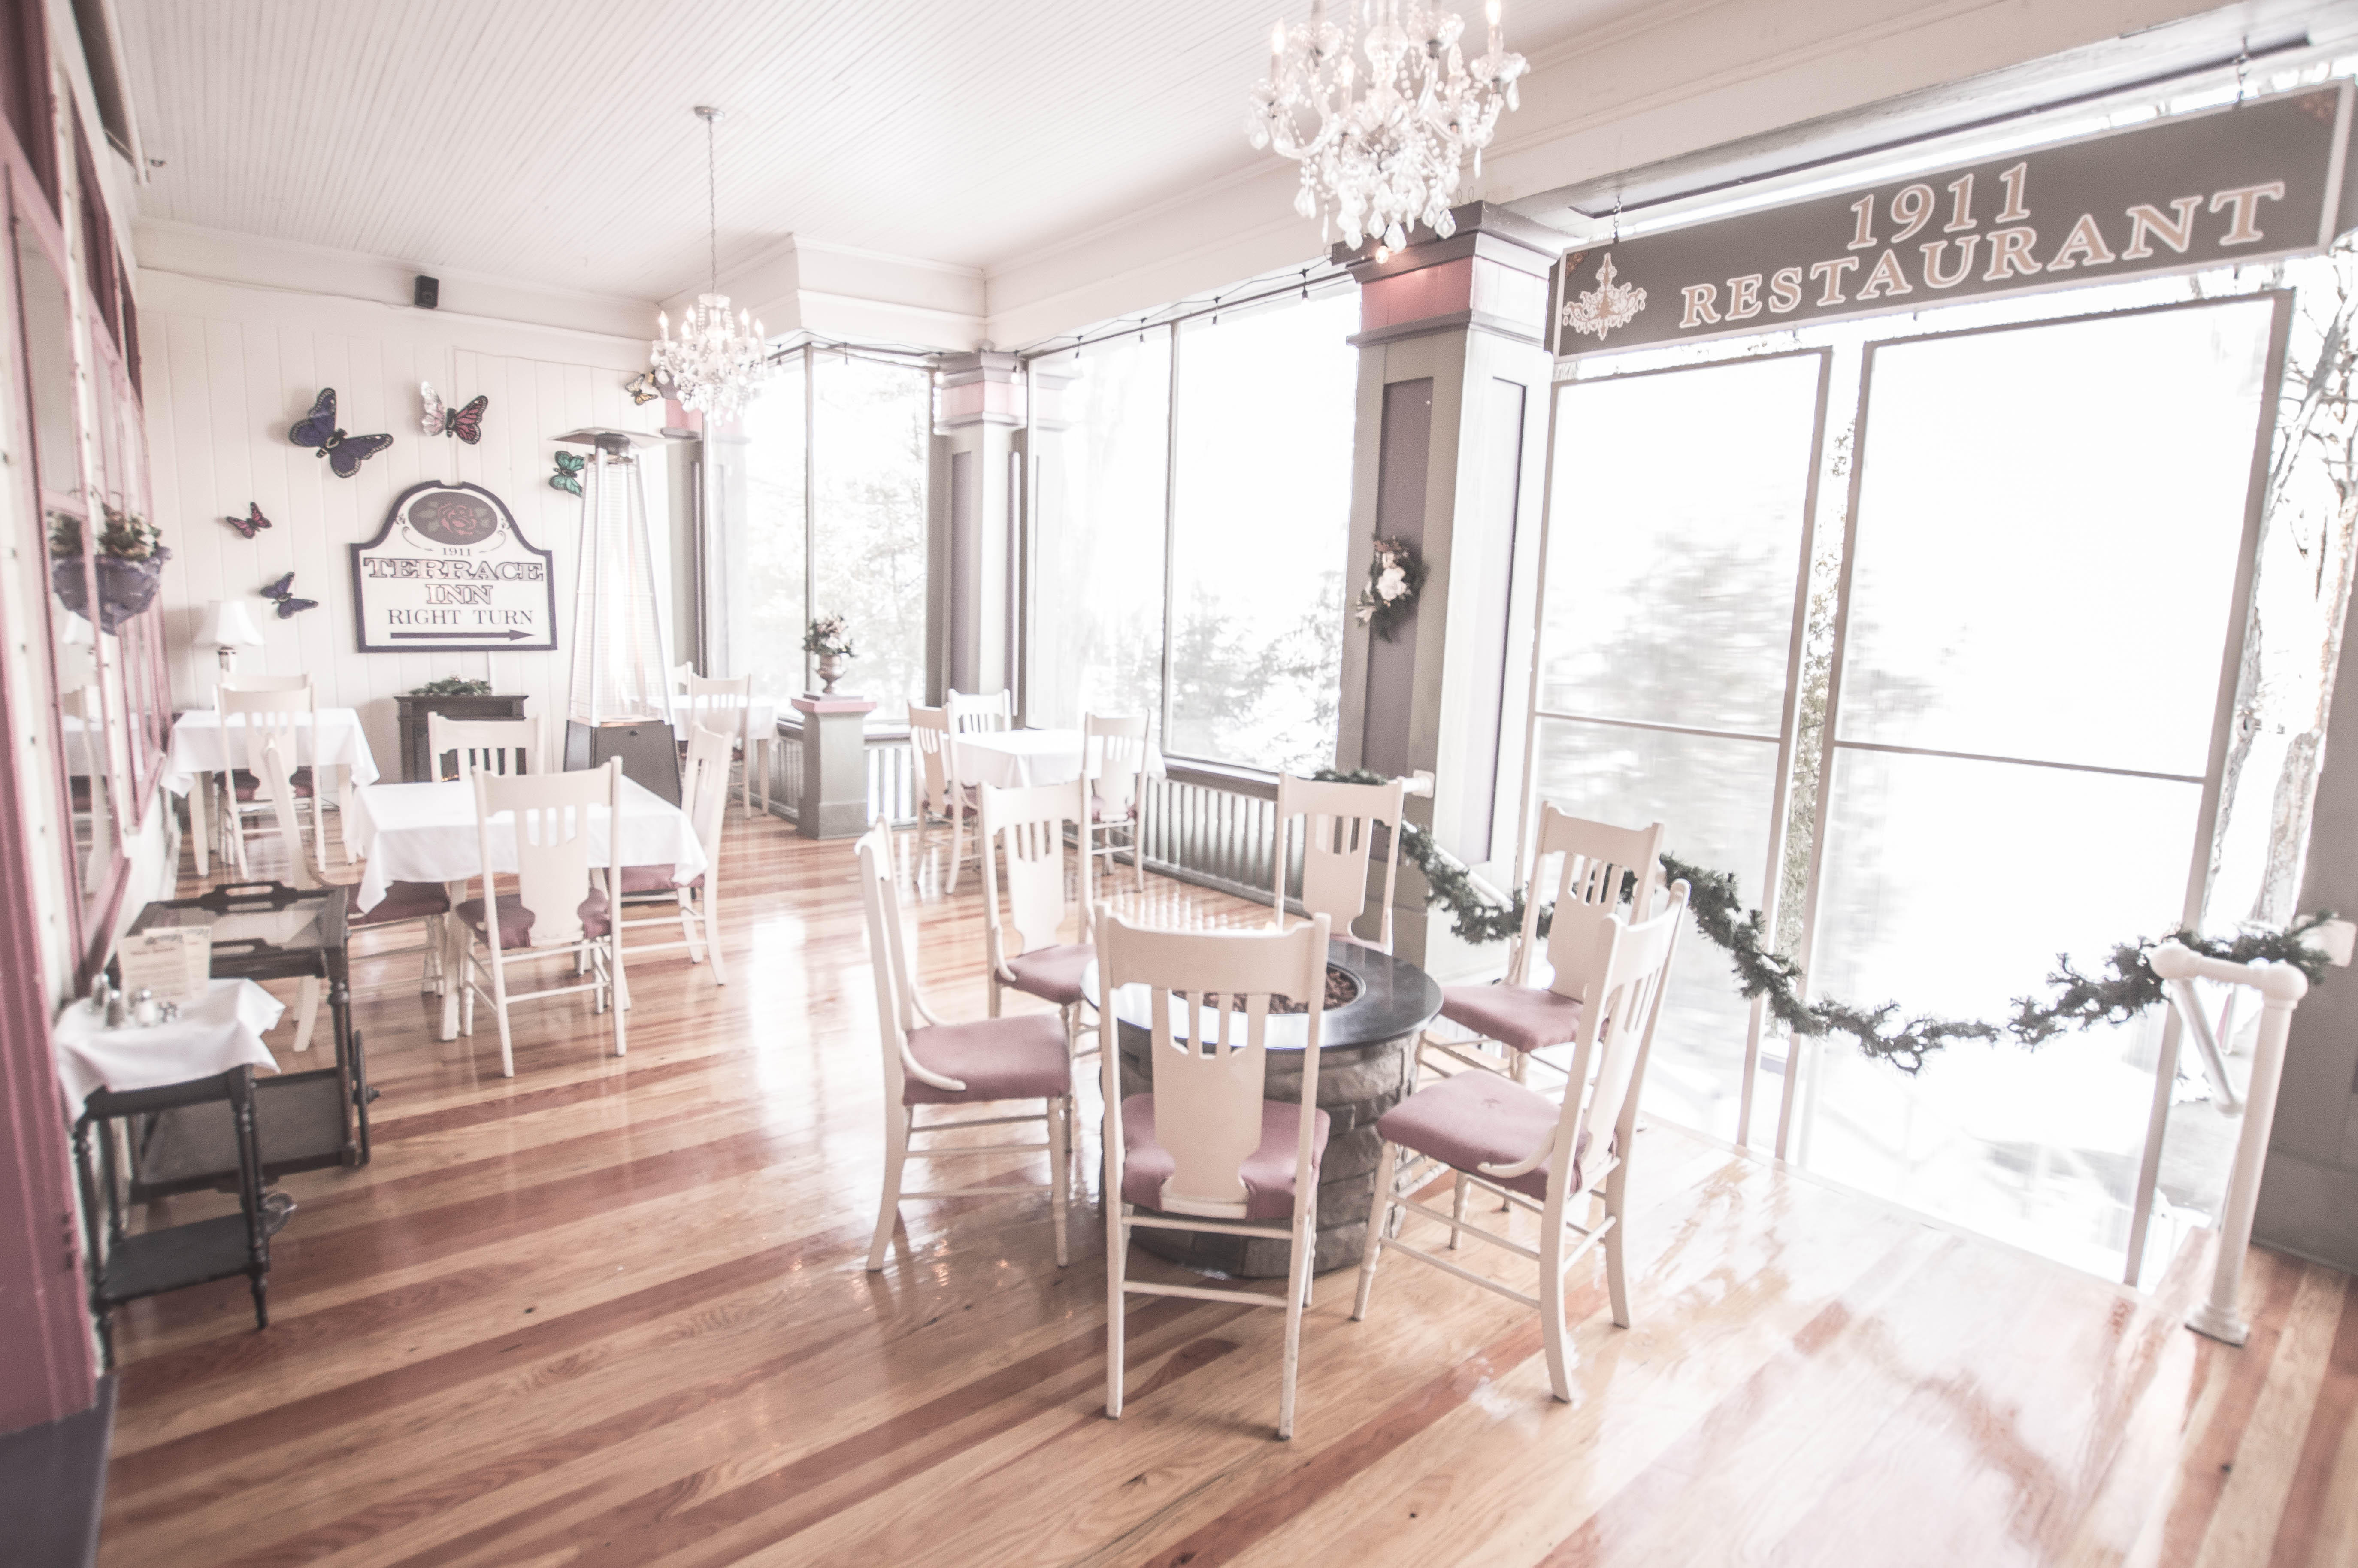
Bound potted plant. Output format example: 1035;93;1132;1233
51;505;170;633
803;614;856;695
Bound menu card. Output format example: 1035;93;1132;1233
116;927;212;1005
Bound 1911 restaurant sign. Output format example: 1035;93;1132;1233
1555;84;2356;358
350;481;557;652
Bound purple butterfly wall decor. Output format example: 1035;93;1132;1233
289;389;394;477
223;502;271;539
419;381;488;443
259;572;318;618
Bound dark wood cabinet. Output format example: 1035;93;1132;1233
394;693;529;782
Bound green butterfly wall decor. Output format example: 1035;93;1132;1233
550;451;585;497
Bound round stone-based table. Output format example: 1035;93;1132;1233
1109;938;1442;1277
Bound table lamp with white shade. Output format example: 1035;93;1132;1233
198;599;264;688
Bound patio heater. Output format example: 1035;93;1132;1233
557;427;680;803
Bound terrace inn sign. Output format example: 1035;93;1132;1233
1554;85;2358;358
350;481;559;653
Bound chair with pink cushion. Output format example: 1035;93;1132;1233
1271;772;1405;952
1097;910;1332;1440
455;760;627;1077
855;820;1072;1272
616;723;731;984
1354;878;1688;1402
980;778;1093;1059
1423;808;1665;1085
1082;711;1151;893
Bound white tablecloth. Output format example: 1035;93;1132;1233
347;776;711;911
52;978;284;1106
951;729;1166;791
165;708;381;795
672;698;779;740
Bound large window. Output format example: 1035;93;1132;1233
1028;287;1358;772
705;349;930;722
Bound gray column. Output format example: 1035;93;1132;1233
1333;203;1558;979
2256;606;2358;1273
931;351;1023;704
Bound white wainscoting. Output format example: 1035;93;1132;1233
137;270;667;775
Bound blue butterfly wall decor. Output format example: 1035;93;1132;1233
259;572;318;618
289;389;394;477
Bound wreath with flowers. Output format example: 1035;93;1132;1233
1354;536;1427;642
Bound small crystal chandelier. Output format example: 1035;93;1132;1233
651;106;768;421
1248;0;1527;252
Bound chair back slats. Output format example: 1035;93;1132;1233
1274;773;1406;951
1526;808;1666;1000
1560;880;1689;1196
429;714;540;781
258;739;320;889
946;688;1012;734
219;682;315;781
908;704;955;813
1084;712;1150;820
473;761;613;950
679;724;734;864
683;673;753;751
980;781;1078;964
1098;914;1329;1219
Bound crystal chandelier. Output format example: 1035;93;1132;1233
651;106;768;421
1248;0;1527;252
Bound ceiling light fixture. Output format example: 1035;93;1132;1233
651;106;768;421
1249;0;1527;252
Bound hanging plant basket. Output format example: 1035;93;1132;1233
54;548;171;633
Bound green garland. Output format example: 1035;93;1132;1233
1316;769;2337;1074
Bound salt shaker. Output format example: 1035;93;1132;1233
130;987;159;1028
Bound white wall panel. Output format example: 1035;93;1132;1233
138;271;661;775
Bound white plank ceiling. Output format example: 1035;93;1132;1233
116;0;1635;302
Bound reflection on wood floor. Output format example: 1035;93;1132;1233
98;809;2358;1567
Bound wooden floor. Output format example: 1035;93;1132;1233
95;809;2358;1567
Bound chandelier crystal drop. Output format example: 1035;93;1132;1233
650;106;769;421
1247;0;1527;252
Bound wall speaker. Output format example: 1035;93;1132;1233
412;275;439;309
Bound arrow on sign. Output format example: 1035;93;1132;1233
390;629;537;641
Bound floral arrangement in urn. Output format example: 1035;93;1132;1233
50;505;171;632
1354;536;1426;642
802;614;856;695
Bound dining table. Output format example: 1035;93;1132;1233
348;775;711;1040
166;707;381;870
950;727;1167;791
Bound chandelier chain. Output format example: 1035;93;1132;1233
651;105;769;421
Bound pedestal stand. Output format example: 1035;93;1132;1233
793;696;875;839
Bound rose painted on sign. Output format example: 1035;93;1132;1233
406;491;501;546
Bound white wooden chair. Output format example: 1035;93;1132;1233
908;703;979;891
1423;808;1666;1085
217;681;323;878
252;738;324;1053
257;737;449;1030
980;780;1093;1060
681;671;763;815
854;820;1072;1272
617;723;731;984
1354;878;1689;1402
1272;772;1405;952
456;759;627;1077
1083;712;1151;895
426;713;541;781
946;687;1013;734
1098;910;1332;1440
